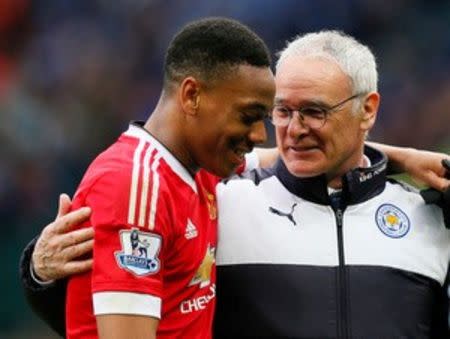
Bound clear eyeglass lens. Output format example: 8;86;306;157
271;107;326;129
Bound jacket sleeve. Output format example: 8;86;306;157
19;236;67;338
420;187;450;228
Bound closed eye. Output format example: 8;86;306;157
240;110;268;125
300;107;326;119
273;106;291;117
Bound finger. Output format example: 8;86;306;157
60;227;94;249
56;193;72;218
424;172;450;192
61;238;94;261
69;239;94;259
63;258;93;276
52;207;92;233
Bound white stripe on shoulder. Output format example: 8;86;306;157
128;139;146;225
149;154;161;230
138;145;155;227
93;291;161;319
124;124;196;193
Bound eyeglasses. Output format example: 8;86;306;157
270;93;364;129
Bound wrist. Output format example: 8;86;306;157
20;236;56;291
387;146;417;174
30;261;55;286
399;147;418;174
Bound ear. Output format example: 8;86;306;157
360;91;380;131
179;77;201;115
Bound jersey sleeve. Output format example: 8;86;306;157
421;187;450;229
85;168;172;319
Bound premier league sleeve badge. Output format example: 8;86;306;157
115;228;162;276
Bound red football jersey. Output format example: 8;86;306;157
66;123;220;338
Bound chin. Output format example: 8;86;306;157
285;161;324;178
211;162;238;179
219;168;236;178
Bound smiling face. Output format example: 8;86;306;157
188;64;275;178
275;56;377;184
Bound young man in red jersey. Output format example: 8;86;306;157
22;17;275;339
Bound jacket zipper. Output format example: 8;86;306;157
335;207;349;339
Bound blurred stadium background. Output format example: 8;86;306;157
1;0;450;337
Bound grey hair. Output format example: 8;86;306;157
276;30;378;99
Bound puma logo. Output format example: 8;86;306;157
268;203;298;226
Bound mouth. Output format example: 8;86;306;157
228;142;253;166
227;137;254;166
286;144;321;158
289;145;318;152
233;147;250;161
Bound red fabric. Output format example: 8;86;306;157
66;131;219;338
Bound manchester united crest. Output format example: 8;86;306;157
204;189;217;220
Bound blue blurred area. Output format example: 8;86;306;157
1;0;449;336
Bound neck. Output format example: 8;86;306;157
326;145;367;189
144;98;198;176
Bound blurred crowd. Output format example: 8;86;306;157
1;0;450;335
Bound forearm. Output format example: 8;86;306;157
368;141;450;192
366;141;415;174
19;237;67;337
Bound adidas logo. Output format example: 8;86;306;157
185;219;198;239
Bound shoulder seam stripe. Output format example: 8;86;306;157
148;154;161;230
128;139;146;225
138;145;155;227
148;153;161;230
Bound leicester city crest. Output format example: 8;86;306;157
375;204;410;238
115;228;162;276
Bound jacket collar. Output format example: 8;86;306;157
275;145;388;206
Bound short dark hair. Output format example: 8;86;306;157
163;17;271;90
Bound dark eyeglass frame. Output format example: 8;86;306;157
270;93;365;129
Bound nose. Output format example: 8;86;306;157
249;120;267;145
286;111;310;138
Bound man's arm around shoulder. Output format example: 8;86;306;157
20;236;68;337
19;194;93;337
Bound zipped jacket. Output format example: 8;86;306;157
215;146;450;339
